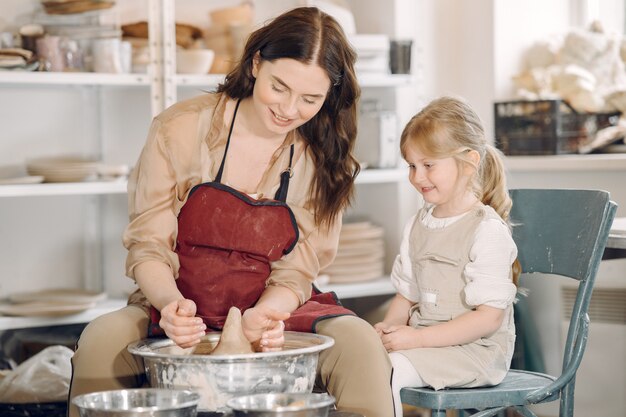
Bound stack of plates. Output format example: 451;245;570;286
322;221;385;283
40;0;115;15
0;288;106;317
26;156;101;183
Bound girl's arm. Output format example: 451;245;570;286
381;217;517;352
375;294;413;331
376;214;420;334
413;304;504;347
380;304;505;351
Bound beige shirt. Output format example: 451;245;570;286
122;92;342;305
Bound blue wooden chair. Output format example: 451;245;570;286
400;189;617;417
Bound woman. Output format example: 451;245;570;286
68;7;394;417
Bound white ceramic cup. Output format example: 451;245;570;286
92;38;123;73
36;35;65;72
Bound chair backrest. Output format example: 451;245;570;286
509;189;617;416
509;189;615;281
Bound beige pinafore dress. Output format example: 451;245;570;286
398;204;516;390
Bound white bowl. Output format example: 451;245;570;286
176;49;215;74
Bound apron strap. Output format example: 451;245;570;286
215;98;294;202
274;143;294;202
214;98;241;184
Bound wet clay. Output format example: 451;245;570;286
194;306;254;355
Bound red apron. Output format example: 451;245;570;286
149;99;354;336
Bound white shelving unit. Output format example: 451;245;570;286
174;73;414;89
0;278;396;331
0;299;128;331
0;71;150;86
0;0;417;331
0;168;405;199
0;180;128;198
319;277;396;299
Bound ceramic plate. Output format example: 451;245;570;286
339;227;384;242
325;268;383;283
337;239;385;256
9;288;107;304
0;175;44;185
0;300;96;317
331;252;385;266
323;258;384;275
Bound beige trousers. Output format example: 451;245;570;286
68;307;394;417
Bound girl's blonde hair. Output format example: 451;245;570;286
400;96;521;283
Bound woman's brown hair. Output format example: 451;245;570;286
400;96;521;284
217;6;361;226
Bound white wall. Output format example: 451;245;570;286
417;0;573;140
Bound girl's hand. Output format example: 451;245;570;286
373;321;392;338
159;299;207;348
380;325;422;352
242;305;290;352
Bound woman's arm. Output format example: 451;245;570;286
134;261;207;349
245;210;340;351
267;204;343;305
124;114;208;348
134;261;182;311
242;286;297;351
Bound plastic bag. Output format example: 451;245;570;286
0;345;73;403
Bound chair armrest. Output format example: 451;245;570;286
526;314;589;403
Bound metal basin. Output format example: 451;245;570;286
127;332;334;413
227;393;335;417
72;388;200;417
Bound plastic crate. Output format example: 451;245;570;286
494;100;620;155
0;402;67;417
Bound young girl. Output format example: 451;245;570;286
374;96;520;416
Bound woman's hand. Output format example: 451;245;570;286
242;305;290;352
159;299;207;348
379;325;422;352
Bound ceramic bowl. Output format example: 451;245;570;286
176;49;215;74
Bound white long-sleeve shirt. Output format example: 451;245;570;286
391;206;518;309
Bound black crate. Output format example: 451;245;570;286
0;402;67;417
494;100;620;155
